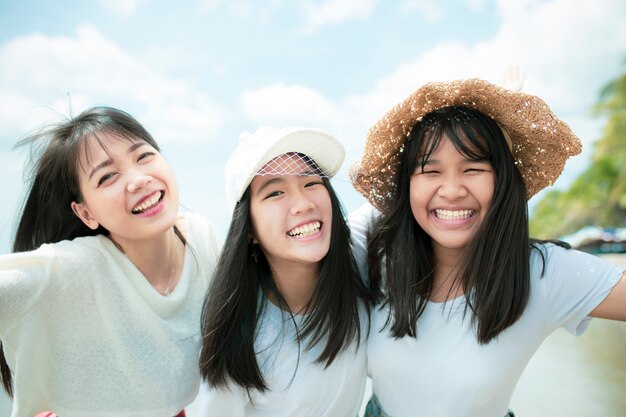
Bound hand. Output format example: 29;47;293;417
500;65;525;92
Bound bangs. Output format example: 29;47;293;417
77;131;145;174
410;107;493;172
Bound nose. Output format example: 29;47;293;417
289;190;315;215
437;173;467;200
127;172;152;193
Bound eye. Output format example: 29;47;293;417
414;164;439;176
263;190;284;200
97;172;117;187
138;151;155;162
304;179;324;187
465;163;491;174
417;168;440;176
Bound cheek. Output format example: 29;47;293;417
161;163;179;193
249;206;278;244
479;175;496;209
408;178;432;227
317;193;332;217
409;178;424;209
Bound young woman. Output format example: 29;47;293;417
198;126;371;416
349;79;626;417
0;107;220;417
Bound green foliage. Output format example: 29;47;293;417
530;72;626;239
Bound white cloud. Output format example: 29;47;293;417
369;0;623;193
244;0;625;193
100;0;146;16
466;0;487;11
228;1;253;17
303;0;377;31
344;0;626;135
401;0;444;22
0;26;226;144
241;83;338;126
200;0;224;13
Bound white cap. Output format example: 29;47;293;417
224;126;345;210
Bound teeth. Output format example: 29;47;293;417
434;209;474;220
132;192;162;213
287;221;321;238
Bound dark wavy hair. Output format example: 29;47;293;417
1;106;161;397
199;175;371;393
368;105;533;344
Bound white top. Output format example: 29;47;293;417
196;299;367;417
0;212;220;417
349;204;624;417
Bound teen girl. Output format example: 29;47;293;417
197;126;371;416
0;107;220;417
349;79;626;417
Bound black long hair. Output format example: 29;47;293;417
368;105;531;344
1;106;161;397
199;176;371;392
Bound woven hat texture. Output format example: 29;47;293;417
350;78;582;213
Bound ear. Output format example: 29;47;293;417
248;233;259;244
71;201;100;230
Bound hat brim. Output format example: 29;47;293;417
254;129;345;180
350;78;582;214
228;127;345;209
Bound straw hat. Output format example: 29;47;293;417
350;78;582;214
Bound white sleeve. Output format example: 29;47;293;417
538;244;624;335
185;212;222;281
0;246;56;335
348;203;380;283
195;381;248;417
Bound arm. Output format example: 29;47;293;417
539;245;625;335
348;202;380;282
589;270;626;321
0;248;55;335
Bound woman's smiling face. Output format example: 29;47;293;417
249;154;332;271
409;135;494;260
71;133;179;247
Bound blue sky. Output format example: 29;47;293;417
0;0;624;251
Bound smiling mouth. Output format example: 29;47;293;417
434;209;475;220
287;221;321;238
132;191;164;214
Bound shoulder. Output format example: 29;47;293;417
2;235;109;266
178;211;221;257
178;211;216;238
348;203;380;231
530;242;613;270
530;241;623;289
348;203;380;248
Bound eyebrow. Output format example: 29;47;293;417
419;159;439;166
255;177;285;195
254;168;323;194
88;142;147;180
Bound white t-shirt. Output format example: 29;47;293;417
0;212;220;417
349;204;624;417
196;299;367;417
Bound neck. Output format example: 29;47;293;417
268;261;320;314
431;245;464;302
110;226;184;296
